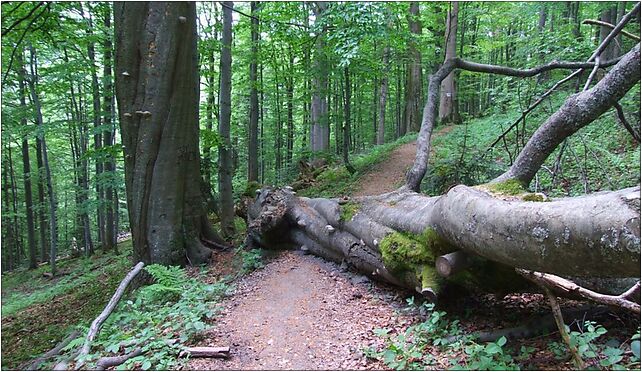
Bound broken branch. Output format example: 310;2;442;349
582;19;641;41
75;262;145;370
517;269;641;314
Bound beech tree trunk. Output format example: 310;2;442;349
376;47;390;145
403;2;423;133
439;1;459;124
102;5;117;253
17;50;38;269
248;1;260;182
114;2;222;265
27;45;58;275
310;2;329;153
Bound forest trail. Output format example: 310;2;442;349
189;138;428;370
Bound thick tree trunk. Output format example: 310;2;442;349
439;1;459;124
218;1;236;239
114;2;221;265
248;185;640;299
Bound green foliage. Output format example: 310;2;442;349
546;321;641;370
367;302;520;370
239;248;264;274
299;134;417;198
86;266;232;370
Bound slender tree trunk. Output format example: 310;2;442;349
102;5;117;253
84;4;105;247
2;159;16;271
439;1;459;124
114;2;225;265
274;59;283;181
17;50;38;269
36;135;48;262
27;45;58;275
377;47;390;145
404;2;423;133
343;67;355;174
217;1;236;238
286;47;294;166
7;145;23;267
248;1;260;182
310;2;329;153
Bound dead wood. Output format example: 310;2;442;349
180;346;230;358
95;348;143;370
517;269;641;314
75;262;145;370
23;330;80;370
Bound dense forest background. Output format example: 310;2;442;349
1;1;639;271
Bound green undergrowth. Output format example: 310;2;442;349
67;264;233;370
423;88;640;197
366;301;642;371
299;133;417;198
1;240;134;370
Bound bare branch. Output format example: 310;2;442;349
614;102;640;143
542;287;586;368
75;262;145;370
95;348;143;371
583;19;641;41
517;269;641;314
23;330;80;370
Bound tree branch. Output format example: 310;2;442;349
75;262;145;370
95;348;143;371
23;330;80;370
1;2;44;36
517;269;641;314
583;19;641;41
218;2;308;29
613;102;640;143
494;43;640;185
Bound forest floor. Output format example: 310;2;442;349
189;139;423;370
189;130;640;370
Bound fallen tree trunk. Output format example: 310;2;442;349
248;185;640;299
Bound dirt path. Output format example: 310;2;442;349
351;141;417;197
189;140;424;370
190;252;417;370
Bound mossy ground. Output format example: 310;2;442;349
1;240;134;369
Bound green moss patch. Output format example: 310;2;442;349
522;193;549;202
380;228;456;274
340;202;361;222
486;179;526;195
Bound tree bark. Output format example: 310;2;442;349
102;5;117;253
248;1;260;182
27;45;58;275
404;2;423;133
310;2;329;153
343;67;355;174
218;1;236;239
114;2;220;265
17;49;38;269
439;1;459;124
376;47;390;145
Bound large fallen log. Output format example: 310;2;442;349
247;185;640;301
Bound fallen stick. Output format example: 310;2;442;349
180;346;230;358
23;330;80;370
516;269;641;314
75;262;145;370
95;348;143;370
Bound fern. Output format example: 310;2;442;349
140;265;189;304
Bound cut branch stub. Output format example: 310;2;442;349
436;251;470;277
